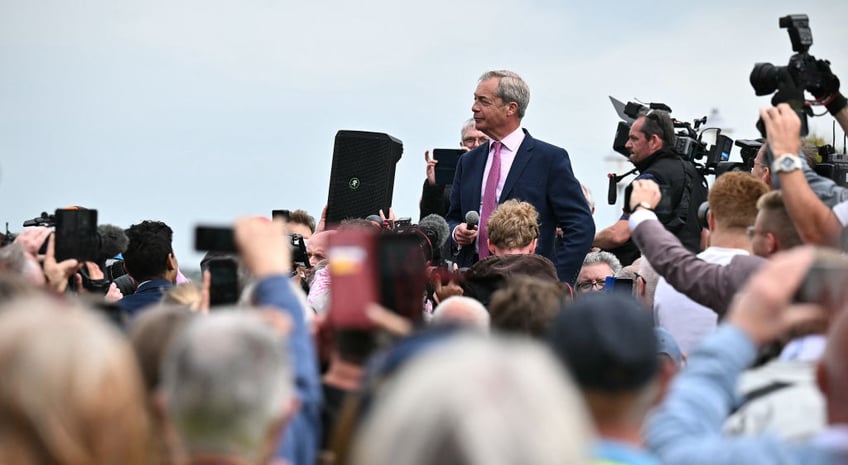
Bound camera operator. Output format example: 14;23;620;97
594;109;707;266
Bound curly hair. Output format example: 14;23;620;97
123;221;174;282
488;275;565;339
486;199;539;251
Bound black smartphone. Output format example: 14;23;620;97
207;257;240;306
195;226;236;252
433;149;464;186
378;233;428;323
794;250;848;307
272;209;291;221
54;208;99;262
605;276;634;295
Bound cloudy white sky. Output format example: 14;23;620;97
2;0;846;268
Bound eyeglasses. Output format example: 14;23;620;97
576;279;607;291
462;136;489;146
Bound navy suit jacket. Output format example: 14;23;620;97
117;279;173;317
446;129;595;284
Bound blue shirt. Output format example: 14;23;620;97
595;439;663;465
646;325;848;465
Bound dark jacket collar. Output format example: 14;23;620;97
634;146;677;172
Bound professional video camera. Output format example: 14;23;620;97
815;144;848;187
607;98;736;205
750;14;841;136
611;99;733;175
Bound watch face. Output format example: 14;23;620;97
780;157;795;170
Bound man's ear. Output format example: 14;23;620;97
636;275;646;298
649;134;664;152
707;211;716;231
765;232;778;255
506;101;519;117
167;253;177;271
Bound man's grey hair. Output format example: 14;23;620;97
431;296;490;332
162;310;292;461
580;182;595;212
460;118;477;139
582;251;623;275
352;336;591;465
479;70;530;119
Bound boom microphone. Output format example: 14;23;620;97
465;211;479;230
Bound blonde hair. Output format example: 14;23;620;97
161;283;203;310
486;199;540;250
0;297;151;465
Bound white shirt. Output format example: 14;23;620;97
654;246;750;354
833;200;848;226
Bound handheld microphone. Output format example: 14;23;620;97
465;211;479;230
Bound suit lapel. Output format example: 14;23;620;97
499;129;534;202
466;142;489;211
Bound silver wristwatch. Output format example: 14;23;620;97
772;154;802;174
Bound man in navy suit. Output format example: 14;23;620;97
446;70;594;284
117;220;178;316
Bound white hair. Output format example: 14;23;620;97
162;310;292;461
352;335;592;465
431;296;490;332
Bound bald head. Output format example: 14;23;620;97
307;230;335;267
431;296;490;332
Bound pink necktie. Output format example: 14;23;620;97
478;141;502;259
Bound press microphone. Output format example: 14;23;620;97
465;211;479;230
419;214;450;250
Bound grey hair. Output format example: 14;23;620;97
460;118;477;139
478;70;530;119
580;182;595;212
352;335;592;465
162;310;292;461
431;296;490;332
582;251;623;275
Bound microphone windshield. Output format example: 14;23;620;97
419;214;450;249
465;210;480;229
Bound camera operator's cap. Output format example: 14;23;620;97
655;327;684;369
547;292;658;393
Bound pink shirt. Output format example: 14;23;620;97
479;127;525;213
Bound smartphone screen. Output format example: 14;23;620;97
378;233;427;323
195;226;236;252
54;208;99;262
433;149;464;186
605;276;634;295
207;258;240;306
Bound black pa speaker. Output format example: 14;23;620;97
326;130;403;225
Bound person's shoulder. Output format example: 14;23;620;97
523;132;566;155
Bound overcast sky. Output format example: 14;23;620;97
2;0;846;268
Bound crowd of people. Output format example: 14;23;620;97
3;59;848;465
